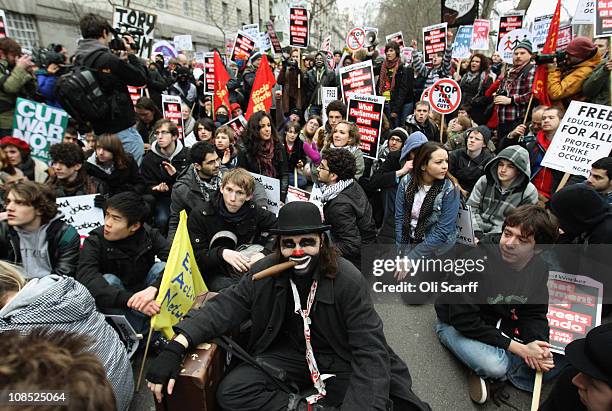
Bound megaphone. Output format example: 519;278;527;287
364;30;378;48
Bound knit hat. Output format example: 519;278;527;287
467;126;491;145
230;103;241;113
566;37;598;61
513;38;533;54
249;51;263;65
0;136;30;155
388;127;410;144
549;184;611;236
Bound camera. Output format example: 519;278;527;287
534;50;567;66
108;26;144;51
31;47;64;69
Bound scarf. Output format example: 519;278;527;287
319;179;353;204
379;56;400;95
218;193;251;223
330;143;360;155
401;178;445;243
193;167;220;200
256;139;277;178
18;156;35;181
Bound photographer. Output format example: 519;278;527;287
0;38;37;136
547;37;601;108
73;13;148;165
277;48;303;117
35;48;65;108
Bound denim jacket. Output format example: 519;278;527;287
395;173;460;259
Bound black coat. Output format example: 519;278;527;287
449;148;494;194
304;67;337;107
367;150;402;244
77;225;170;310
323;183;377;268
375;63;414;116
174;255;431;411
86;154;146;197
140;141;190;199
238;142;289;201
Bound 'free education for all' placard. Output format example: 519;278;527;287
339;60;375;103
347;94;385;160
289;7;309;48
540;101;612;178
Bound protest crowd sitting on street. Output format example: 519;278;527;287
1;4;612;411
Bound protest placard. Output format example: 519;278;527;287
224;115;247;139
321;87;338;125
595;1;612;38
286;186;311;203
442;0;478;27
346;27;366;51
547;271;603;354
347;94;385;159
456;204;475;246
531;14;553;52
242;23;261;47
250;172;280;214
557;25;573;50
402;47;414;65
12;98;68;164
230;31;256;63
56;195;104;239
112;6;156;58
105;315;141;358
173;34;193;51
423;23;448;64
497;11;524;49
470;19;490;50
452;26;473;59
497;29;531;64
127;86;145;106
161;94;184;139
573;0;596;25
290;7;309;48
259;32;272;52
152;40;178;64
429;78;462;115
385;31;404;48
0;10;9;38
192;52;205;80
203;52;215;94
339;60;376;103
540;101;612;177
266;21;283;54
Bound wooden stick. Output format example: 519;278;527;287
294;168;299;188
252;261;296;281
523;94;534;125
297;49;301;89
555;172;571;192
135;324;155;391
530;371;543;411
439;113;445;143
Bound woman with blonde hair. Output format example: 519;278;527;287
323;120;365;179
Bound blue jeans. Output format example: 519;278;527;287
288;172;307;189
103;261;166;334
116;126;145;166
154;196;172;235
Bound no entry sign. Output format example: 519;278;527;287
346;27;366;51
428;78;461;115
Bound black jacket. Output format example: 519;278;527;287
449;148;494;194
77;225;170;310
374;63;414;116
283;138;308;172
404;115;439;142
304;67;337;107
238;142;289;201
174;255;431;411
140;141;190;199
86;154;146;197
188;194;277;280
367;150;402;244
73;39;147;134
323;183;377;268
0;217;80;277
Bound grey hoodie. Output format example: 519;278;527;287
467;145;539;235
74;38;108;63
150;139;185;161
15;213;63;279
0;275;134;411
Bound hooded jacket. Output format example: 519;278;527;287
0;275;133;411
467;145;538;236
0;58;37;129
140;140;190;198
304;61;337;107
404;115;439;142
547;50;601;107
582;58;611;106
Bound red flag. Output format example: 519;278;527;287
245;54;277;119
532;0;561;107
213;51;231;117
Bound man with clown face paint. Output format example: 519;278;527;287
147;201;430;411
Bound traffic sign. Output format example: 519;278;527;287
346;27;366;51
428;78;461;115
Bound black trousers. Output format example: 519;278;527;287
216;344;351;411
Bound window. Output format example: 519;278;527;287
156;0;168;8
222;3;229;25
236;8;242;28
183;0;192;16
4;11;39;49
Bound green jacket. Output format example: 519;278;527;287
0;59;35;129
581;59;610;107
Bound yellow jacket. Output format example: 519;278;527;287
547;51;601;105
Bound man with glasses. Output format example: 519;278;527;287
141;119;190;235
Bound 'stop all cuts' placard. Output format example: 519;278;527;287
423;23;448;65
289;7;309;48
12;98;69;163
112;6;157;58
346;94;385;159
339;60;376;103
497;11;524;49
540;101;612;177
595;1;612;38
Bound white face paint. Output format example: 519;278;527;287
280;234;323;276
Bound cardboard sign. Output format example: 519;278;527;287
105;315;141;358
321;87;338;126
497;29;531;64
470;19;490;50
56;195;104;239
531;15;553;52
346;27;366;51
547;271;603;354
128;86;145;106
223;115;247;139
259;32;272;52
595;1;612;38
289;7;309;48
347;94;385;159
0;10;10;38
428;78;462;115
442;0;478;27
161;94;185;140
402;47;414;65
266;21;283;54
250;172;280;214
385;31;404;48
231;31;256;63
112;6;157;58
540;101;612;178
456;203;476;246
204;52;215;94
557;25;573;50
497;11;524;49
152;40;178;63
286;186;311;203
242;23;261;47
12;98;68;164
422;23;448;64
573;0;596;25
173;34;193;51
452;25;473;59
339;60;376;103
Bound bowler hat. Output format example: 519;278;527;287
269;201;330;235
565;322;612;385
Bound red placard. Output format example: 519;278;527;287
557;25;573;50
204;53;215;94
266;21;283;54
290;7;309;48
338;60;376;103
595;0;612;38
230;31;256;63
161;94;185;139
428;78;462;115
346;27;366;51
423;23;448;64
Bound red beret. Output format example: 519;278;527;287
230;103;241;112
566;37;597;61
0;136;31;155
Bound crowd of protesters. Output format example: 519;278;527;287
0;10;611;411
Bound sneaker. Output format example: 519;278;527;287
468;371;488;404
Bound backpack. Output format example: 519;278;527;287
54;49;110;124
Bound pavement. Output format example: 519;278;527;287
128;298;555;411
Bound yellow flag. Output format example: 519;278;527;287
151;210;207;339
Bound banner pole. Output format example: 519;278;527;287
530;371;543;411
523;95;534;125
294;168;299;188
439;113;445;143
135;323;155;391
297;49;301;89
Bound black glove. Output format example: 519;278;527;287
146;340;186;386
93;194;107;209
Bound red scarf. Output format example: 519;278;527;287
532;131;554;199
256;139;277;178
379;57;400;95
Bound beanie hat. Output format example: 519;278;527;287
467;126;491;145
566;37;598;61
249;51;263;65
0;136;30;155
513;38;533;54
230;102;241;113
388;127;409;144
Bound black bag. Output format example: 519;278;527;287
54;49;110;124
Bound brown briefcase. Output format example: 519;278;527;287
154;292;225;411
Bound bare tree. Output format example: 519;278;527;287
376;0;440;47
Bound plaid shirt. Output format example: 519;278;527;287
496;63;535;124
